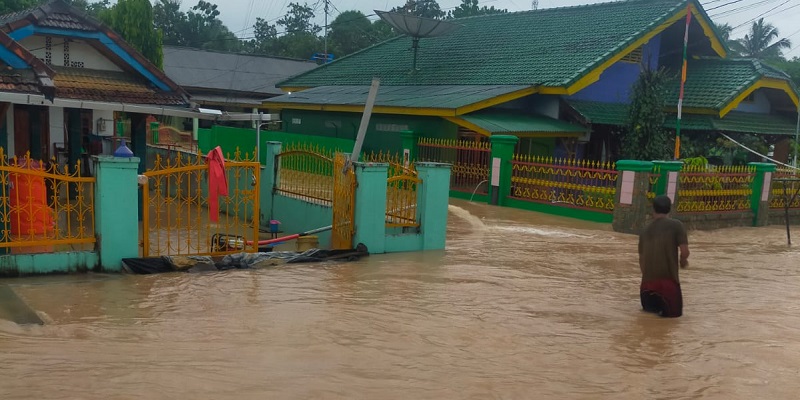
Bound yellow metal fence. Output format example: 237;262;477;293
275;143;334;205
332;153;356;249
361;151;421;227
510;155;618;213
677;164;754;213
0;149;95;253
142;148;260;257
417;138;489;194
770;168;800;209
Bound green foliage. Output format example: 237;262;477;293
621;67;672;161
153;0;241;52
105;0;163;68
446;0;507;19
768;57;800;88
0;0;38;14
728;18;792;60
391;0;445;20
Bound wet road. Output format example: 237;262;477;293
2;199;800;399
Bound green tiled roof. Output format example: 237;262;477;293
460;112;588;135
263;84;530;109
665;58;795;109
566;99;797;135
280;0;694;88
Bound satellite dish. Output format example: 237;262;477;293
375;10;462;71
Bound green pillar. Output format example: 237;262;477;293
94;156;141;271
612;160;655;234
400;130;417;168
261;141;282;225
415;162;452;250
488;135;519;206
352;162;389;254
748;162;777;227
652;160;683;199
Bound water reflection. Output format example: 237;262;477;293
2;199;800;399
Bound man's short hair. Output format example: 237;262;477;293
653;195;672;214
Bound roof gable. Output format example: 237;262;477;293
280;0;723;92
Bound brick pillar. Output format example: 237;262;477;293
612;160;655;234
748;162;776;227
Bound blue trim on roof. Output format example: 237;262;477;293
0;46;30;68
10;26;171;91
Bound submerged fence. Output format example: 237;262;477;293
417;138;489;194
274;143;334;205
770;167;800;210
0;149;95;253
676;164;754;213
362;151;421;228
510;155;617;213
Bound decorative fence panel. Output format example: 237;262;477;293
142;149;260;257
676;164;754;213
361;151;421;228
417;138;489;194
363;151;417;178
770;167;800;209
332;153;356;249
510;155;617;213
0;149;95;253
274;143;334;205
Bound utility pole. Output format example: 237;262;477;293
324;0;329;60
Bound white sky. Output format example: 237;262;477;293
198;0;800;58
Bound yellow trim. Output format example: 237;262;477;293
719;77;800;118
445;116;585;138
444;116;492;136
539;87;569;95
691;3;727;58
564;3;726;96
455;86;538;115
280;87;310;93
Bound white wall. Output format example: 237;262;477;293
94;109;114;136
49;106;64;155
19;35;123;71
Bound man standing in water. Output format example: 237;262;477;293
638;195;690;318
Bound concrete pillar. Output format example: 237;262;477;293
653;160;683;202
192;118;199;141
488;135;519;206
416;162;452;250
400;130;417;169
94;156;140;271
352;162;389;254
260;141;282;224
612;160;655;234
748;162;776;227
67;108;82;170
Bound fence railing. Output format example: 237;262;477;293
142;148;260;257
770;167;800;210
510;155;617;213
0;149;96;253
386;173;421;228
676;164;754;213
275;143;334;205
417;138;489;194
363;151;417;178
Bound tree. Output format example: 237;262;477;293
729;18;792;60
446;0;507;19
621;67;672;161
770;57;800;87
153;0;240;52
277;2;320;35
153;0;185;46
391;0;445;20
715;22;733;43
0;0;38;14
105;0;163;68
328;11;374;57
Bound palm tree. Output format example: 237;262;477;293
729;18;792;60
715;22;733;43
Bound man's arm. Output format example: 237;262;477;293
679;244;689;268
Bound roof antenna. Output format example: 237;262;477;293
375;10;461;72
532;0;539;10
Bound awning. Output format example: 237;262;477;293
453;111;588;137
565;99;798;136
262;84;534;115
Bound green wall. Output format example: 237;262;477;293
280;110;458;154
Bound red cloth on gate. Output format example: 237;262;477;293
207;146;228;223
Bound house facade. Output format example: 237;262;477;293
0;0;201;172
264;0;799;162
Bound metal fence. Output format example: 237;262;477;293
417;137;489;194
676;164;754;213
0;149;95;253
510;155;618;213
770;167;800;210
274;143;334;205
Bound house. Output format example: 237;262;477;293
162;45;317;114
0;0;203;171
264;0;799;161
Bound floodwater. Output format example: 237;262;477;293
2;199;800;399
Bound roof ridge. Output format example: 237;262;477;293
453;0;685;21
162;45;315;63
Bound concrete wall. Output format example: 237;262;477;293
19;35;123;71
768;208;800;225
733;89;771;114
271;195;332;248
48;106;64;155
0;251;99;277
675;211;755;231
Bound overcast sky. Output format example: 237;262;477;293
206;0;800;58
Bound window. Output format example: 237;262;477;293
621;46;643;64
375;123;409;132
291;118;302;125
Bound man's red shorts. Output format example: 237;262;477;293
640;279;683;318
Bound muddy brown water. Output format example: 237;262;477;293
2;199;800;399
